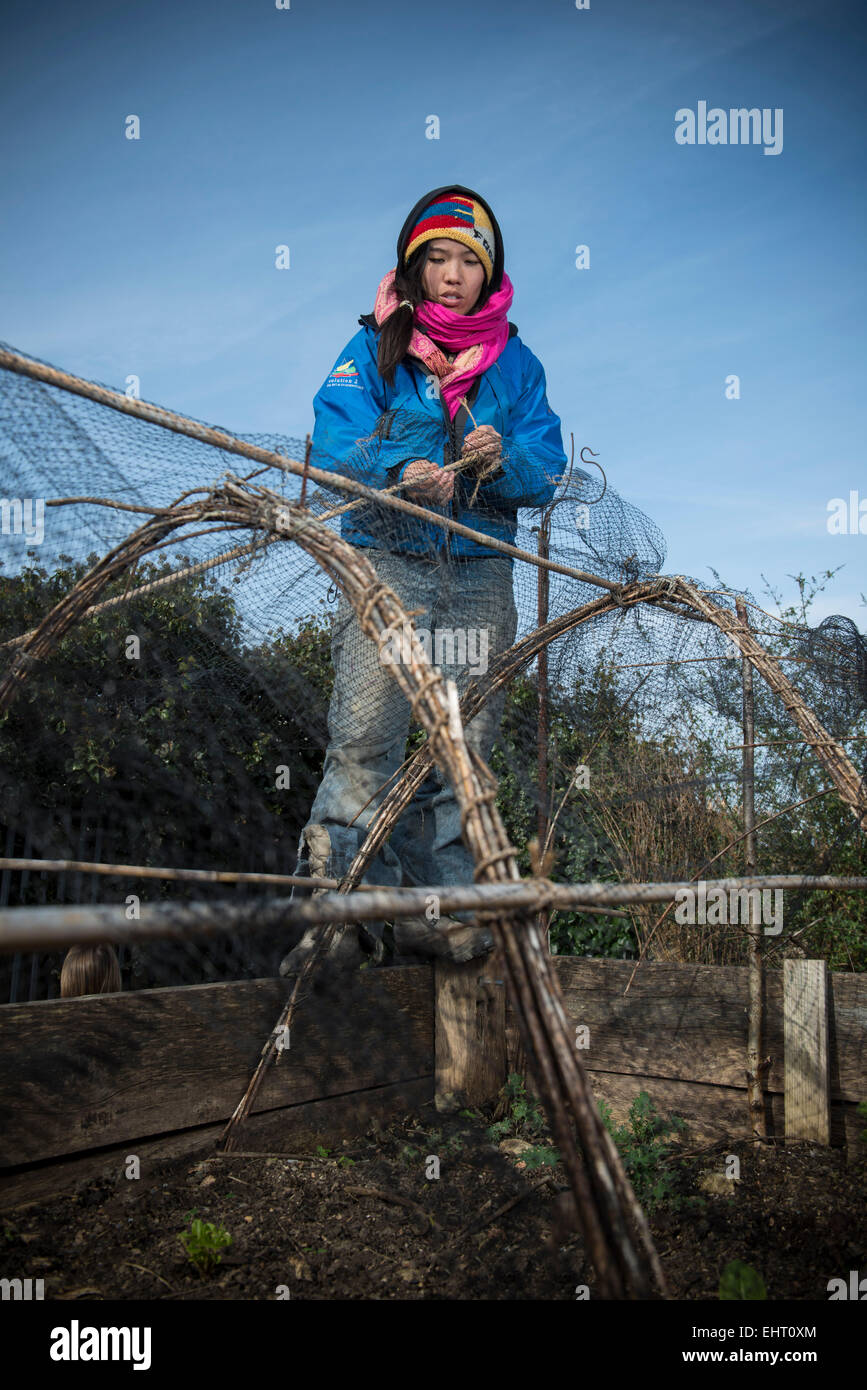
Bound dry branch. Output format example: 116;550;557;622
1;875;864;951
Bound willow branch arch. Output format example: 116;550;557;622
2;345;866;1297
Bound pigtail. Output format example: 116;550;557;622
376;251;427;387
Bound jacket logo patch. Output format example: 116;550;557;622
326;358;364;389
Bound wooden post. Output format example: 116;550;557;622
783;959;831;1144
536;515;552;953
434;958;507;1112
299;432;312;507
737;597;768;1138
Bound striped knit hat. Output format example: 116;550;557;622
398;186;502;287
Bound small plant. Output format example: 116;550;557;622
487;1074;561;1166
179;1213;233;1275
443;1134;465;1157
336;1154;355;1168
598;1092;690;1213
719;1260;767;1300
487;1073;549;1143
398;1143;421;1165
521;1145;562;1169
314;1144;330;1159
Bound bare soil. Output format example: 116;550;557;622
4;1101;864;1301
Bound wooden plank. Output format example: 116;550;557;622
549;959;783;1091
434;953;507;1111
585;1071;856;1152
544;958;864;1100
0;967;433;1167
0;1075;433;1212
784;960;831;1144
839;1100;867;1158
829;973;867;1103
586;1070;784;1146
509;955;860;1154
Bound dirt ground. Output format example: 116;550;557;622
4;1100;864;1301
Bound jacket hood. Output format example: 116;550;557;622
396;185;505;294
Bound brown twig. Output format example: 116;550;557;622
121;1262;175;1293
0;857;381;892
452;1174;556;1244
343;1185;443;1232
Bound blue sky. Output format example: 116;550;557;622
2;0;865;624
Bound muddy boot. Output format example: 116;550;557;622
392;914;494;964
279;922;367;978
279;825;366;978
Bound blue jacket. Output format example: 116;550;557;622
310;313;567;558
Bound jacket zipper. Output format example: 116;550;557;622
438;367;457;562
441;381;479;558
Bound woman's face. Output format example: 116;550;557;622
421;238;486;314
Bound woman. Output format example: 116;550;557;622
280;185;567;976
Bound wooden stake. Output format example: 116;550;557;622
783;959;831;1144
536;514;551;953
434;958;507;1112
737;597;768;1138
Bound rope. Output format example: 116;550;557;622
357;581;397;631
472;845;521;879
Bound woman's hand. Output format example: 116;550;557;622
403;458;454;505
462;425;502;467
461;425;503;483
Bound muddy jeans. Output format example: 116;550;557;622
295;548;518;923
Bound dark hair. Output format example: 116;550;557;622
60;944;122;998
376;242;494;387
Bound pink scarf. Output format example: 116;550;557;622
373;267;514;420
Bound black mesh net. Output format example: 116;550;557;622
0;342;865;1004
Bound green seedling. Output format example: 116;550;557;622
487;1073;549;1143
598;1091;695;1214
179;1215;232;1275
521;1145;561;1169
719;1260;767;1300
